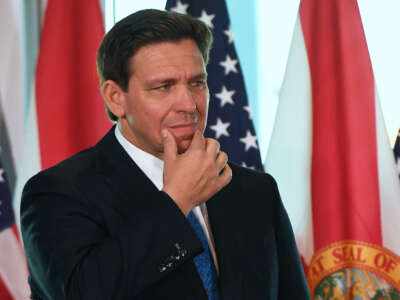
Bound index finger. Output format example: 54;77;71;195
162;129;178;162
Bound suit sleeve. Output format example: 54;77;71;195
21;172;202;300
269;177;311;300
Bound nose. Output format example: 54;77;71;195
175;85;197;113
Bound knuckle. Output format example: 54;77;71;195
220;151;228;161
205;137;216;143
205;157;214;169
216;166;232;187
207;138;219;148
193;147;204;157
213;168;220;179
225;166;232;180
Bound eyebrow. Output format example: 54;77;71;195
145;72;208;87
189;73;208;81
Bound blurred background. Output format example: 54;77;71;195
6;0;400;160
1;1;400;299
107;0;400;155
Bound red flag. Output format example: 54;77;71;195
266;0;400;298
302;0;382;249
10;1;111;297
36;0;111;169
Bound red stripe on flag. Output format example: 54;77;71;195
36;0;111;169
11;224;22;245
300;0;382;250
0;225;30;299
0;278;13;300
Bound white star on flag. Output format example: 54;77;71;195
219;54;238;75
0;169;4;182
240;130;258;151
224;26;234;44
198;10;215;28
243;105;253;120
170;1;189;14
215;85;235;107
210;118;230;139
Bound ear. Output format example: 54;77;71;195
101;80;127;118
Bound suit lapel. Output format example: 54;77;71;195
93;127;161;218
207;179;244;300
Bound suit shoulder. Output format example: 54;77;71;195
23;146;98;194
49;146;99;176
229;162;277;188
225;162;281;213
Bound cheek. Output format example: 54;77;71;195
127;104;158;133
143;105;170;132
197;94;209;128
197;98;207;112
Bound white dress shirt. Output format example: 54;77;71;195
115;125;219;270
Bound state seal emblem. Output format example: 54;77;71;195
308;241;400;299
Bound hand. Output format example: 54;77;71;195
161;129;232;216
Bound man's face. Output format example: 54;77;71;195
118;39;209;159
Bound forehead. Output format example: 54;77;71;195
129;39;205;76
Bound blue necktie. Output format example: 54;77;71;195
187;211;220;300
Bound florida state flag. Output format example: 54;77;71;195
265;0;400;298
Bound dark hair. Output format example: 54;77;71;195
97;9;213;122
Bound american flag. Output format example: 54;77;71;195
0;154;29;299
0;159;14;236
166;0;264;171
394;128;400;179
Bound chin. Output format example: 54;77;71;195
177;139;192;154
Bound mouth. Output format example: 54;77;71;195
168;123;197;139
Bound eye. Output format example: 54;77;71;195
191;80;206;89
154;84;171;91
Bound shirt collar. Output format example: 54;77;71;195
114;124;164;191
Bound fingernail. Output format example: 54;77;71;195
161;129;168;139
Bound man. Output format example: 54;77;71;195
21;9;310;300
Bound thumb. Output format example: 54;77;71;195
162;129;177;162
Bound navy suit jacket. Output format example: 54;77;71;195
21;127;310;299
